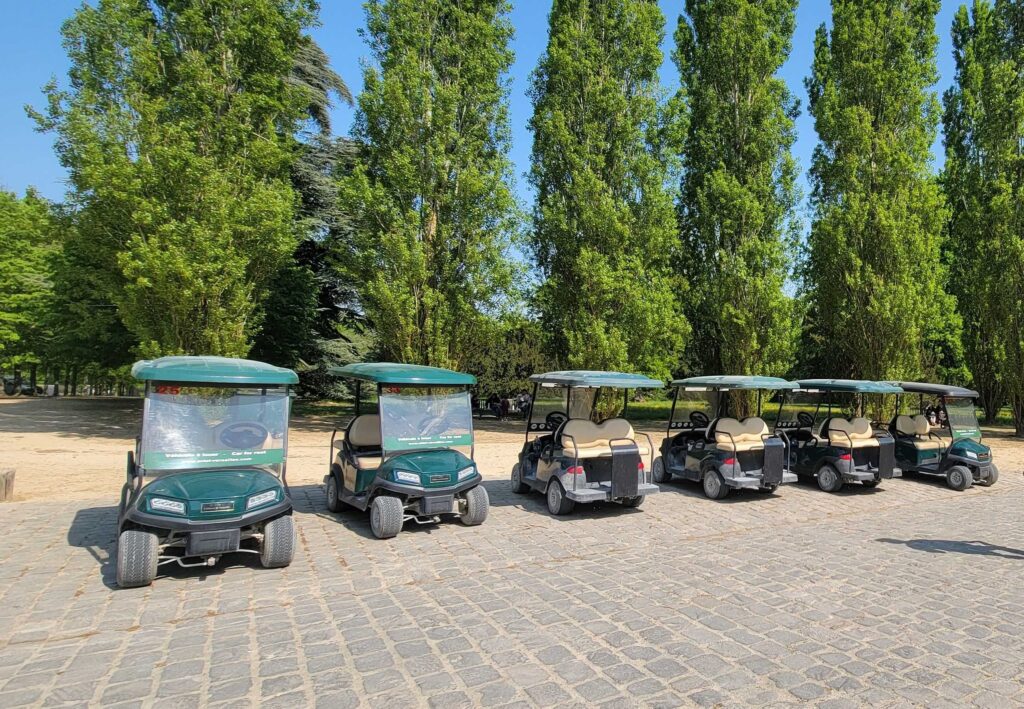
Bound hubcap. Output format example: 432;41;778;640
705;473;719;495
654;459;664;482
371;503;380;531
548;483;559;508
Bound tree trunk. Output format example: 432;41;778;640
29;364;37;395
1013;396;1024;437
0;469;14;502
71;368;78;397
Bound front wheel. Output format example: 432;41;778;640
326;474;342;512
260;515;295;568
861;480;880;489
817;464;843;493
946;465;971;491
370;495;405;539
116;529;159;588
702;469;730;500
652;456;670;483
978;463;998;487
510;463;529;494
620;495;644;508
460;485;489;526
546;479;575;515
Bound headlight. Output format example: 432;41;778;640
965;450;978;459
246;489;278;510
149;497;185;515
457;466;476;481
394;470;420;484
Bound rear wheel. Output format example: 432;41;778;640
702;468;730;500
620;495;644;508
946;465;971;491
978;463;998;487
817;464;843;493
326;474;342;512
757;485;778;494
260;515;295;568
861;480;880;489
510;463;529;494
116;529;158;588
652;457;670;483
460;485;489;526
546;479;575;515
370;495;404;539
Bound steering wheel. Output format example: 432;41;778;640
689;411;710;427
419;415;447;438
797;411;814;428
217;422;270;449
545;411;568;429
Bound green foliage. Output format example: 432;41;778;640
803;0;956;381
943;0;1024;428
341;0;518;369
674;0;800;385
529;0;686;381
31;0;315;357
460;315;552;397
0;190;56;362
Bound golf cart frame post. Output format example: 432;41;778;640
779;379;902;492
325;363;489;539
657;376;800;499
513;370;662;514
885;381;997;489
117;356;299;588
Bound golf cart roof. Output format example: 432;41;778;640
330;362;476;386
132;356;298;385
671;375;798;390
797;379;904;394
885;381;979;398
529;370;664;389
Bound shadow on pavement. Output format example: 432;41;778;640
876;538;1024;559
67;505;119;588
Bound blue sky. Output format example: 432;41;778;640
2;0;961;217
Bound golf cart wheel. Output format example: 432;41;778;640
652;457;670;484
702;468;729;500
620;495;645;508
260;515;296;568
510;464;529;494
2;381;15;396
946;465;972;491
861;480;880;489
326;474;342;512
978;463;998;487
757;485;778;495
370;495;404;539
460;485;490;526
546;480;575;515
816;464;843;493
116;529;159;588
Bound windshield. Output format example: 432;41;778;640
670;389;719;429
379;387;473;453
945;398;981;440
140;386;290;474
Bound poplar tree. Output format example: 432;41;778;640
943;0;1024;429
529;0;685;380
804;0;955;381
0;190;55;361
342;0;517;368
675;0;800;383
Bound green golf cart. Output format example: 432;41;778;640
886;381;997;490
510;371;662;515
776;379;901;492
117;356;298;588
325;363;488;539
654;376;799;499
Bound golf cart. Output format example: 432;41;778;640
117;356;298;588
775;379;901;492
325;363;488;539
654;376;799;499
886;381;997;490
510;370;661;515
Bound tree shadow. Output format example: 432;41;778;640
876;538;1024;559
0;398;141;440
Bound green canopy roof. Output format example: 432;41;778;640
132;356;298;385
329;362;476;386
797;378;904;394
885;381;979;398
529;370;664;389
671;375;797;390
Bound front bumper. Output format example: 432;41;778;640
565;482;660;503
122;498;292;533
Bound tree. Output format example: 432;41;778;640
943;0;1024;429
342;0;518;368
31;0;315;357
674;0;800;390
529;0;686;381
803;0;956;381
0;190;55;363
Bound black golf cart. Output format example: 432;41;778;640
510;370;662;515
654;376;799;499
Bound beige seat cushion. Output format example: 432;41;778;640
714;417;769;452
348;415;382;447
895;414;943;451
824;417;878;448
559;418;650;458
894;415;917;437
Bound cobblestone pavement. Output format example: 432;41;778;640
1;469;1023;708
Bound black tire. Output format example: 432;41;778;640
757;485;778;494
326;474;342;512
510;463;529;494
816;464;844;492
620;495;645;508
116;529;158;588
3;381;16;396
546;479;575;515
652;456;670;483
978;463;998;487
260;515;295;568
946;465;971;491
702;468;730;500
370;495;405;539
861;480;880;489
460;485;489;526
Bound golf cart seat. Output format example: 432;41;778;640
821;417;877;448
345;414;383;469
559;418;650;458
893;414;944;451
711;417;769;452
